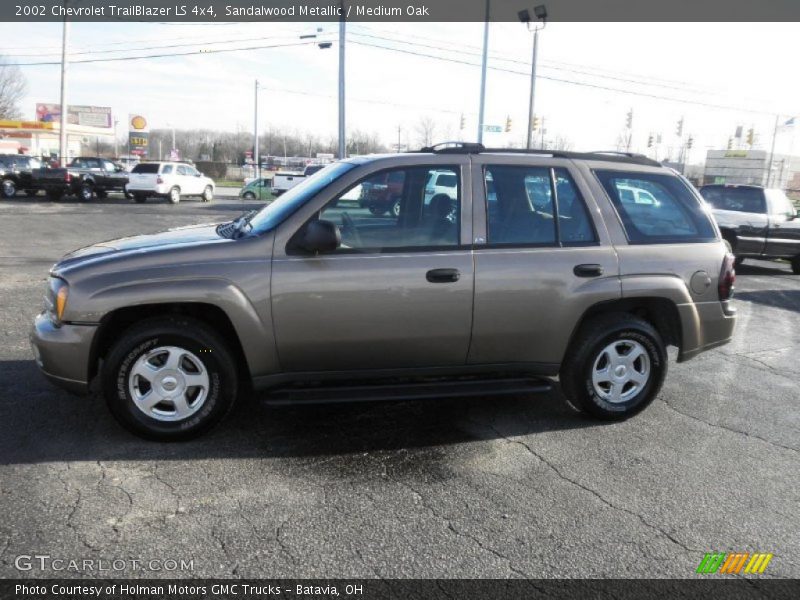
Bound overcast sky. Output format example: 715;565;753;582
2;21;799;160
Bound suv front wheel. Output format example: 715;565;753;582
102;317;238;440
560;314;666;420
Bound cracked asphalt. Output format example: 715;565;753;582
0;194;798;579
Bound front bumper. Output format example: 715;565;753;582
30;313;98;394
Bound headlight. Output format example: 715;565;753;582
45;277;69;325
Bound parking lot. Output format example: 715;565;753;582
0;194;798;579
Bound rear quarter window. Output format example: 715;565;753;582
595;170;716;244
132;163;159;174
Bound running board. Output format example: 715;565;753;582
262;377;553;406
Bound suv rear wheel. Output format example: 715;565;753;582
201;185;213;202
168;186;181;204
791;255;800;275
102;317;238;440
560;314;667;420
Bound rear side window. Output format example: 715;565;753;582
484;166;596;246
595;170;716;244
700;186;766;214
132;163;159;174
161;165;173;174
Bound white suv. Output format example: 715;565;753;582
127;162;215;204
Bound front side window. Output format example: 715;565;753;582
765;189;796;217
102;160;116;172
596;170;716;244
307;166;461;252
484;166;596;246
176;165;189;176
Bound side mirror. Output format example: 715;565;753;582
195;172;202;177
299;219;341;254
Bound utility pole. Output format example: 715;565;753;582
58;8;69;166
254;79;259;179
397;125;401;152
526;26;540;149
338;2;346;159
477;0;490;144
765;114;779;187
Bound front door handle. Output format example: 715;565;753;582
426;268;460;283
573;264;604;278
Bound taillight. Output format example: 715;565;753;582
64;172;71;182
156;176;164;184
719;253;736;300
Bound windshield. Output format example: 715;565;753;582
249;162;357;234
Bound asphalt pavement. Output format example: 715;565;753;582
0;193;797;579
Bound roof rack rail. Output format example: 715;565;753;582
411;143;662;167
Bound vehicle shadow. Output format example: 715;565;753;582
734;289;800;313
0;359;595;466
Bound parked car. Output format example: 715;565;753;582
34;157;129;201
31;144;736;440
126;161;215;204
0;154;44;198
239;177;272;200
358;169;406;216
700;183;800;273
271;171;305;197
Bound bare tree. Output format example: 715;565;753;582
414;116;437;148
0;57;27;119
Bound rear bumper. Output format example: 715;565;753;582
29;313;98;394
677;300;737;362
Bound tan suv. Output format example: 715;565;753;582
30;144;737;440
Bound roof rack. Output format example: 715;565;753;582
412;142;662;167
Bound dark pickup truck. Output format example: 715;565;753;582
0;154;44;199
35;157;129;201
700;184;800;273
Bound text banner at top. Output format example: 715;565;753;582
5;0;800;22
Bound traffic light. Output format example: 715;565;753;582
676;118;684;137
532;115;540;131
647;134;654;148
746;128;755;146
459;113;465;130
727;137;733;150
626;109;633;129
687;136;694;149
505;116;512;132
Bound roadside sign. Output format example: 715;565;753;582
484;125;503;133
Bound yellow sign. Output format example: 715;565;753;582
0;120;54;130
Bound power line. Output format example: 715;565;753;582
348;39;776;116
5;39;327;66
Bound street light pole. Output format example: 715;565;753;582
338;4;346;159
477;0;490;144
520;5;547;150
58;10;69;165
254;78;259;179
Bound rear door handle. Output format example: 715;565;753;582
573;264;604;278
426;268;460;283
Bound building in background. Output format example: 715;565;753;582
703;149;800;189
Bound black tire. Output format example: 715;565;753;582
560;313;667;420
102;317;238;441
47;190;62;202
95;189;108;199
133;194;147;204
201;185;213;203
79;182;94;202
168;186;181;204
242;191;256;200
1;178;16;199
791;256;800;275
